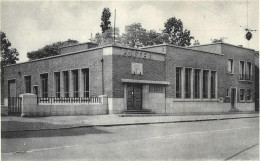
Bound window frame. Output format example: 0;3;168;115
176;67;182;98
228;59;234;74
54;72;61;98
24;75;31;93
82;68;90;98
239;88;245;101
62;71;70;98
40;73;48;98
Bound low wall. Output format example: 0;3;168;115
20;94;108;117
165;98;255;114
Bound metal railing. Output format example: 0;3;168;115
8;97;22;115
38;97;102;104
239;74;253;81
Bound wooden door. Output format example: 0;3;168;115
127;84;142;110
133;84;142;110
127;84;134;110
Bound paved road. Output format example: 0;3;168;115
2;117;259;161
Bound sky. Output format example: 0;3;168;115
1;0;259;63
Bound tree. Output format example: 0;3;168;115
27;39;78;60
92;27;121;46
100;8;111;33
1;31;19;81
121;23;149;47
163;17;194;46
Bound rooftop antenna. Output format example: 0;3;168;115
113;9;116;45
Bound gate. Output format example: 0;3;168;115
8;97;22;115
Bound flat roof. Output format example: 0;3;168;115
141;43;224;56
188;42;255;51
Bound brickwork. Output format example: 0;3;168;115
4;48;103;98
112;54;166;98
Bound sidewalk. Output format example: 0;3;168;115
1;112;259;132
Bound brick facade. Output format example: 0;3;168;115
3;42;258;114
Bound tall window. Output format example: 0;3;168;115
239;89;245;101
239;61;245;79
176;67;182;98
82;68;90;97
72;70;79;97
54;72;60;98
40;74;48;98
246;89;251;101
203;70;209;98
63;71;69;98
228;59;234;73
185;68;191;98
210;71;216;98
24;76;31;93
194;69;200;98
246;62;252;80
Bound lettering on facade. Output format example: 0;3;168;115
131;63;143;75
122;49;151;60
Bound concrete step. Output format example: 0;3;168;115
123;109;155;114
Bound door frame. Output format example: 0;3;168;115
230;87;237;109
125;83;142;110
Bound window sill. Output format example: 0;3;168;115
173;98;219;102
227;73;235;75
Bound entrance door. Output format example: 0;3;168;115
231;88;236;109
127;84;142;110
8;80;16;97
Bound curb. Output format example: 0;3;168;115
2;115;259;133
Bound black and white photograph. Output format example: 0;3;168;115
1;0;259;160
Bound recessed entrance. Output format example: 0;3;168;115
127;84;142;110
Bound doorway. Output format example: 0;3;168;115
8;79;16;97
127;84;142;110
230;88;237;109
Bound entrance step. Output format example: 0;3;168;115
123;109;156;114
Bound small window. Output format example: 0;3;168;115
24;76;31;93
149;85;163;93
239;89;245;101
246;89;252;101
246;62;252;80
228;59;234;73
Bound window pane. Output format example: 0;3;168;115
194;69;200;98
203;70;209;98
210;71;216;98
63;71;69;98
176;67;182;98
54;72;60;98
185;68;191;98
82;68;89;98
240;89;245;101
25;76;31;93
40;74;48;98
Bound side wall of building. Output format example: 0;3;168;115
4;49;104;98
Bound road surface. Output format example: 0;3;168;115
2;117;259;161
